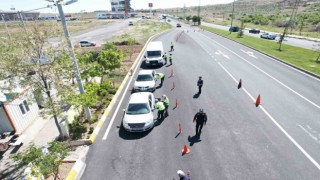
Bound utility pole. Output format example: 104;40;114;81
230;0;235;34
197;0;201;17
278;0;300;51
56;1;92;119
1;14;11;40
183;3;186;21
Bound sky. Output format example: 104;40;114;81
0;0;234;13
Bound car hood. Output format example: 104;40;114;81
134;81;155;87
124;113;153;124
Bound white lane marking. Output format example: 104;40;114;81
102;60;141;141
215;50;230;60
198;33;320;110
218;62;320;171
240;49;258;59
298;124;320;145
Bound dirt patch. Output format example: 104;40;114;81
45;162;75;180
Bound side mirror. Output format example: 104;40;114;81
144;55;146;58
122;109;126;112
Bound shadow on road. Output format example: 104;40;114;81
193;93;200;99
118;124;152;140
188;135;202;146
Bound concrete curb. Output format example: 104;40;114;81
202;26;320;80
65;157;86;180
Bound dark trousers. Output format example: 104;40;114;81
198;85;202;94
171;45;174;51
164;104;169;116
158;110;164;120
196;122;204;135
170;58;172;65
160;77;164;86
164;57;167;64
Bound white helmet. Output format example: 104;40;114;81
162;94;167;98
177;170;185;177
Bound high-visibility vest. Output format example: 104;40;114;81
163;97;170;106
156;101;165;111
156;73;164;79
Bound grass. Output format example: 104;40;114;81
200;25;320;76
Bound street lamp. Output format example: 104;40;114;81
229;0;235;34
47;0;92;119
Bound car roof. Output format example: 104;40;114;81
129;92;153;103
138;70;154;75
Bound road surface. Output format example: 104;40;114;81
82;23;320;179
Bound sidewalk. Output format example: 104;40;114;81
0;114;88;179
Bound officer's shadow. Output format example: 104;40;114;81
193;93;200;99
188;135;202;146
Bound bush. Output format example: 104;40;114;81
88;117;97;124
69;119;86;140
88;127;94;134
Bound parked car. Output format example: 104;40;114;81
80;41;96;47
249;28;260;34
128;21;133;26
133;70;156;92
260;33;277;40
176;23;181;27
229;26;239;32
122;92;155;132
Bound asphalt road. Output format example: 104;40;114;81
82;23;320;179
201;22;318;50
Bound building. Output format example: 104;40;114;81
110;0;131;13
0;86;39;134
1;11;40;21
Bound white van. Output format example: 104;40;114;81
144;41;164;66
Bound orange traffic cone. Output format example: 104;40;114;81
171;68;174;77
182;144;190;155
256;94;261;107
175;99;178;108
172;82;175;90
178;123;182;134
237;79;242;89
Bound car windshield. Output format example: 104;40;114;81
137;74;153;81
126;103;150;114
147;51;161;57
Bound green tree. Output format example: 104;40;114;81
97;48;123;84
192;16;201;26
186;16;191;23
297;14;308;36
0;21;73;139
12;141;69;180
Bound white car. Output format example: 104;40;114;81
80;41;96;47
123;92;155;132
133;70;156;92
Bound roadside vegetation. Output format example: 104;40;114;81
165;0;320;39
201;25;320;76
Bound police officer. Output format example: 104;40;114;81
170;42;174;51
197;76;203;94
162;95;170;116
163;52;168;64
193;109;207;136
156;98;165;120
169;53;173;65
155;72;165;86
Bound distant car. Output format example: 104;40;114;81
260;33;277;40
229;26;239;32
249;28;260;34
122;92;155;132
129;21;133;26
167;19;171;22
176;23;181;27
80;41;96;47
133;70;156;92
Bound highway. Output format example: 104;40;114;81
201;22;319;50
81;22;320;179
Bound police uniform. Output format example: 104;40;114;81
155;73;165;86
193;109;207;136
162;95;170;116
156;100;165;120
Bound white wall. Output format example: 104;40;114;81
0;107;14;133
5;89;39;134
